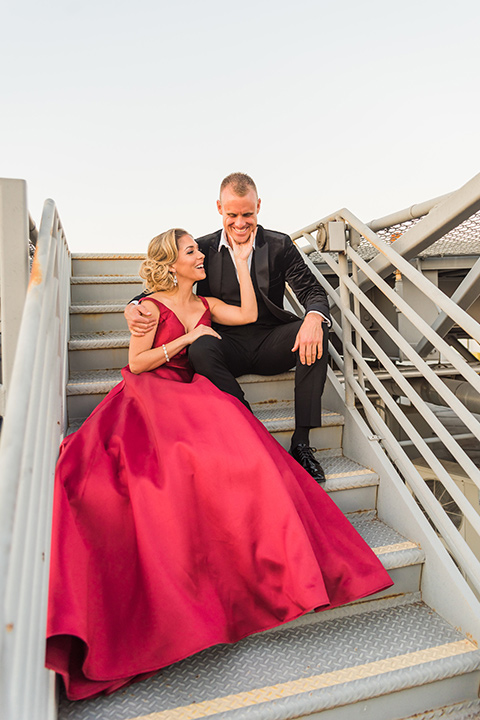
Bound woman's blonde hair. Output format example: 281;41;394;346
139;228;190;292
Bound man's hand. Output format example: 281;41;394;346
124;303;157;337
292;313;324;365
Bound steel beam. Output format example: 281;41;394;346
368;193;451;233
416;257;480;357
361;173;480;288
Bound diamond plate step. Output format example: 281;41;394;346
70;301;130;333
65;371;295;398
400;699;480;719
56;600;480;720
347;511;424;597
69;330;130;350
70;276;143;303
251;399;343;450
71;276;142;284
72;253;145;277
68;331;130;372
318;451;379;513
240;370;294;403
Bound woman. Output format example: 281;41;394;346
46;228;392;701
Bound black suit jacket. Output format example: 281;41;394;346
195;226;330;325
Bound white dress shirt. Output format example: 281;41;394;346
219;230;329;325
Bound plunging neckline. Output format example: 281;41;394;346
141;296;209;333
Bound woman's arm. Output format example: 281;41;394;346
128;300;221;374
206;233;258;325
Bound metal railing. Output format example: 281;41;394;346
290;172;480;595
0;179;32;416
0;199;70;720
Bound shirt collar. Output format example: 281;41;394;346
218;229;256;252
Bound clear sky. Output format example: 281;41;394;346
2;0;479;253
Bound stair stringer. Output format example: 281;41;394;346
322;368;480;644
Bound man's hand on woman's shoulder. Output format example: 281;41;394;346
124;303;157;337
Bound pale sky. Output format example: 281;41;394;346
2;0;479;253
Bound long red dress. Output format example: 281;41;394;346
46;297;392;700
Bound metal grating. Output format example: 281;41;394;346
57;601;479;720
309;209;480;264
360;209;480;262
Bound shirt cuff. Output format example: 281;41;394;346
307;310;331;326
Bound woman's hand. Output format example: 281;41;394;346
185;325;221;344
230;228;256;263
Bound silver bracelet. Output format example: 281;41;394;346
162;344;170;362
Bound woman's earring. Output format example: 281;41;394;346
172;272;178;287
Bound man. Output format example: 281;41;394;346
125;173;330;482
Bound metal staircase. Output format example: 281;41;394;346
48;253;480;720
3;174;480;720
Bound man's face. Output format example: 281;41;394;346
217;186;261;246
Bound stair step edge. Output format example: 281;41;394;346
401;699;480;720
83;599;480;720
72;253;145;259
69;331;130;350
147;647;480;720
71;276;142;284
70;303;128;313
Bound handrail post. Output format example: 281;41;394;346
329;223;355;408
0;179;30;415
351;260;366;392
338;253;355;408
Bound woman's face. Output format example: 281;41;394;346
171;234;206;283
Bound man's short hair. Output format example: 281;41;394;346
220;172;258;199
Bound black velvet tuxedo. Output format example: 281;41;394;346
188;225;330;429
195;226;330;326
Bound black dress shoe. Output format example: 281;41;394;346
290;443;326;484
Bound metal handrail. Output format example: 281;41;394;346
0;199;70;720
0;179;31;416
289;174;480;594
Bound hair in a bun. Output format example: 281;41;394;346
139;228;190;292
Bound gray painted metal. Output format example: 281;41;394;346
292;216;480;628
385;377;480;416
368;193;451;233
358;173;480;287
338;209;480;346
0;198;70;720
0;179;30;414
57;601;480;720
401;699;480;719
416;255;480;357
69;330;130;350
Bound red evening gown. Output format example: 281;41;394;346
46;297;393;700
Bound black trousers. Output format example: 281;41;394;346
188;320;328;429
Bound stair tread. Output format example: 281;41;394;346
67;401;343;439
251;399;344;432
72;253;145;259
320;454;379;491
70;301;128;313
69;330;130;350
71;275;142;284
348;512;424;568
57;599;480;720
401;699;480;719
66;369;296;389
